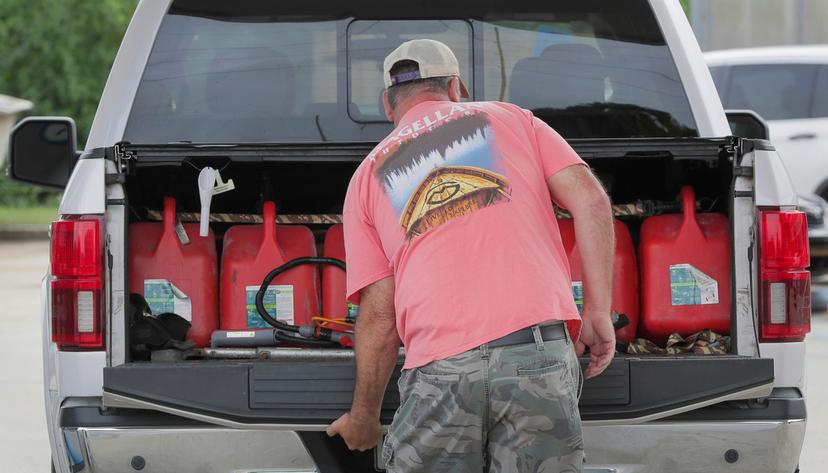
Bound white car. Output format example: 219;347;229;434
706;46;828;199
7;1;811;472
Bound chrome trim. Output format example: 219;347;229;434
582;417;805;473
102;392;332;431
63;427;317;473
582;382;774;426
59;417;805;473
105;382;774;430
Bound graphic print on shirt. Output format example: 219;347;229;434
375;112;512;239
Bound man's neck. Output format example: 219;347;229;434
392;92;450;125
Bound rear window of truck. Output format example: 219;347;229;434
123;0;698;143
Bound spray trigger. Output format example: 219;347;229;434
213;170;235;196
197;167;216;237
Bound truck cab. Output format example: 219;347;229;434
9;1;809;472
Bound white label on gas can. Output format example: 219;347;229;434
246;285;294;328
143;279;192;321
669;264;719;306
226;331;257;338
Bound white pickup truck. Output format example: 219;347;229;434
8;1;811;472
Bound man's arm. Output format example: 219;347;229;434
547;165;615;378
326;276;399;451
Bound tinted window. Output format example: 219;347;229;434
124;0;698;143
814;66;828;118
708;65;728;98
125;16;347;143
724;64;817;120
348;21;472;121
478;21;696;138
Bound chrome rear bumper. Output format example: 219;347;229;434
582;419;806;473
59;428;317;473
56;418;805;473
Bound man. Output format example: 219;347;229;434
327;38;615;472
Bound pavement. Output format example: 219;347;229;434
0;240;825;472
0;224;49;241
801;303;828;472
0;241;50;472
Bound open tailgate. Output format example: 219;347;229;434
103;355;773;428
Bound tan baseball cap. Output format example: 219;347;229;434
383;39;470;98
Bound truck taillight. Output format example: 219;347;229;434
50;215;105;350
758;208;811;342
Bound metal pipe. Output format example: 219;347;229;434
197;347;406;362
200;347;353;361
197;348;259;359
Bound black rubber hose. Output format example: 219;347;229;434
274;330;336;347
255;257;347;333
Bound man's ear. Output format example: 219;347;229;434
382;91;395;123
447;77;462;103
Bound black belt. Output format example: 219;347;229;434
487;322;567;349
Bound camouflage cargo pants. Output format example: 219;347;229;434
382;324;584;472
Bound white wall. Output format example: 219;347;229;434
690;0;828;51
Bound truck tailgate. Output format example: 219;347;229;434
102;355;773;428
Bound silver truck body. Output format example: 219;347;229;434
41;1;806;472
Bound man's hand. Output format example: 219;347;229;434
326;276;397;451
576;310;616;379
326;411;383;451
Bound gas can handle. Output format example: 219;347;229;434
263;201;277;240
262;201;287;263
158;196;185;252
679;185;704;239
162;196;176;237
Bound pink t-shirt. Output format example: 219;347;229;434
343;100;585;369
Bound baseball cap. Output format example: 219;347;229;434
383;39;470;98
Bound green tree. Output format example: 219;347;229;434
0;0;137;205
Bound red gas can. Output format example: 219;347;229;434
558;218;639;342
128;197;218;347
220;201;319;330
639;186;730;341
322;224;349;319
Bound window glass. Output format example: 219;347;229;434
477;19;697;138
124;0;699;143
708;65;728;98
724;64;817;121
125;15;346;143
348;21;472;121
813;66;828;118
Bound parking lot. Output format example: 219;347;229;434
0;240;825;471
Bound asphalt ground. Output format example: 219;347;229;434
0;240;825;472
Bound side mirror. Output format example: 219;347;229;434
725;110;770;141
8;116;79;189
